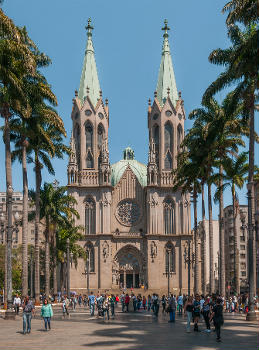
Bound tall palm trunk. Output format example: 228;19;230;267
52;224;57;297
232;183;240;294
208;182;215;293
219;164;225;296
247;92;256;316
3;110;14;311
193;186;199;294
201;182;206;295
21;139;28;298
34;154;41;304
45;219;50;297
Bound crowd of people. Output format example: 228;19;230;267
11;291;258;342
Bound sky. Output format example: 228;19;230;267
0;0;258;225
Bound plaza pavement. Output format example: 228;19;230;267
0;306;258;350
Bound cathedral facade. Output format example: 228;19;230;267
67;19;193;294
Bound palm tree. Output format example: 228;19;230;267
221;152;249;294
203;10;258;308
222;0;258;26
0;9;36;309
56;221;86;294
29;183;79;297
190;95;246;296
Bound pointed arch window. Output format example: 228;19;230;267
74;124;81;168
164;122;173;152
153;124;159;166
97;124;105;149
86;242;95;272
164;151;172;170
85;122;93;150
164;198;175;234
165;242;175;273
177;124;183;150
85;198;96;235
86;151;93;168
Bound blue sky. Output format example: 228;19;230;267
0;0;258;225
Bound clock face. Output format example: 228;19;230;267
98;112;104;119
165;110;172;117
85;109;92;116
116;199;141;226
153;113;159;120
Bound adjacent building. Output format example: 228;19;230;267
67;19;193;294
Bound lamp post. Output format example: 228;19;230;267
0;211;20;319
82;257;90;295
183;239;195;296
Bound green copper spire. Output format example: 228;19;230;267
78;18;101;106
156;19;178;107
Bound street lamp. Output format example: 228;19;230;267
0;211;20;319
183;239;195;296
82;257;90;295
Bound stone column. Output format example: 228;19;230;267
133;271;136;288
124;270;126;289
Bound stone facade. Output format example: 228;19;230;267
67;19;193;294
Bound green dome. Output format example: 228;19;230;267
111;148;147;187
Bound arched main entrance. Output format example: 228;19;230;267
112;245;145;289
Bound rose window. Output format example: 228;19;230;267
116;199;141;226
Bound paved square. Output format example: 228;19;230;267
0;308;258;350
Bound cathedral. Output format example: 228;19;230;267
67;19;193;294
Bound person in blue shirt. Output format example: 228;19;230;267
88;292;96;316
178;295;183;315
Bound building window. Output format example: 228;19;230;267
85;198;96;234
85;122;93;150
240;236;245;242
164;198;175;234
177;124;183;150
240;245;245;250
165;242;175;273
153;124;159;166
240;253;246;259
241;271;246;277
97;124;105;149
86;242;95;272
241;262;246;270
164;151;172;169
74;124;81;168
164;122;173;152
179;202;184;234
86;151;94;168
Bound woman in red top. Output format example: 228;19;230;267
125;294;130;312
143;296;147;310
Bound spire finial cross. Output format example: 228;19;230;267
162;19;170;38
86;18;94;37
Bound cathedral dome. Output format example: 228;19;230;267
111;148;147;187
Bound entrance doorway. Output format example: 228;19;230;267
120;273;139;288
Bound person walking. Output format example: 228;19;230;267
193;294;201;332
184;296;193;333
22;296;35;334
110;294;116;318
147;295;152;311
161;295;166;313
62;296;70;318
88;292;96;316
125;294;130;312
178;294;183;315
41;299;53;331
210;297;224;342
120;292;125;312
103;295;110;321
143;296;147;310
168;294;176;322
13;294;21;315
202;298;211;332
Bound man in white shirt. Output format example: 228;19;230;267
13;294;21;315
